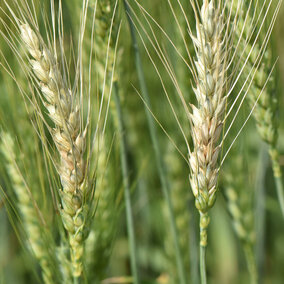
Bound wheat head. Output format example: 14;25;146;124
20;23;88;278
189;0;226;247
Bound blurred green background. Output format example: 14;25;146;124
0;0;284;283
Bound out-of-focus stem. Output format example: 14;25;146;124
269;146;284;218
200;244;207;284
113;82;139;284
255;143;269;284
123;1;186;284
244;243;258;284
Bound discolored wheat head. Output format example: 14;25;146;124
20;23;88;278
189;0;226;247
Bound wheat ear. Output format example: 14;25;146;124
189;1;226;282
231;1;284;218
20;23;88;279
164;141;191;283
95;0;117;89
1;132;58;284
224;152;257;284
85;136;114;278
248;47;284;217
190;0;225;243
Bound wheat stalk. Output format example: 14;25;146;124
20;23;89;280
123;1;188;282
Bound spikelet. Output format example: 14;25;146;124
20;23;89;278
189;0;226;247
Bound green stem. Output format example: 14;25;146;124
244;243;258;284
255;144;269;284
269;146;284;218
274;175;284;216
199;212;209;284
123;2;186;284
190;206;200;284
73;277;80;284
113;83;139;284
200;245;207;284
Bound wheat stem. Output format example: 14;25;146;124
113;82;139;284
199;212;209;284
123;1;187;284
274;174;284;215
255;144;269;283
199;240;207;284
244;243;258;284
190;208;200;284
269;146;284;217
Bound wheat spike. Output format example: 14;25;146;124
20;23;88;278
223;150;257;283
1;132;58;284
189;0;226;246
230;0;284;217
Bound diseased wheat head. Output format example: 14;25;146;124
189;0;226;246
20;23;88;278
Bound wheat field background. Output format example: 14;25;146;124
0;1;284;284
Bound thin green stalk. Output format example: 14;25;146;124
199;212;209;284
113;82;139;284
190;207;199;284
199;244;207;284
123;2;186;284
244;244;258;284
274;174;284;216
255;144;269;284
269;146;284;218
